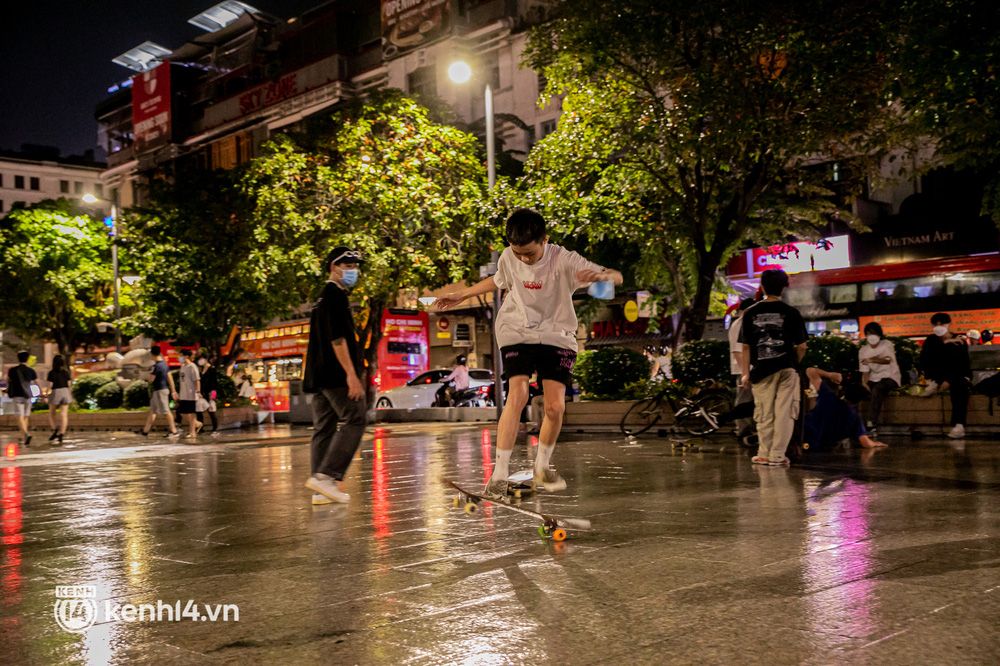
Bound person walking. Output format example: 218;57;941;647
198;353;220;434
728;298;757;440
7;351;37;447
47;355;73;445
303;246;368;505
739;269;809;466
919;312;971;439
139;345;179;437
178;349;204;438
858;322;901;438
437;208;623;499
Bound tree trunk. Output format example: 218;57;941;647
358;301;386;407
683;247;726;342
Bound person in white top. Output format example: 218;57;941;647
858;322;901;436
727;298;756;437
437;209;623;499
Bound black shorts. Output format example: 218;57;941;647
178;400;197;414
501;344;577;389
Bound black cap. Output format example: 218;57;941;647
324;246;364;273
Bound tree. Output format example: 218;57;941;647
123;169;318;359
521;0;896;340
248;93;486;399
0;200;115;356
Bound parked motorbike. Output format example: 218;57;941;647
452;383;495;408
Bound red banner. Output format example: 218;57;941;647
132;63;172;152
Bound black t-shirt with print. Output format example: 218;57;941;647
303;282;359;393
738;300;808;384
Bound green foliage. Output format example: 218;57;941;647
123;380;151;409
0;200;119;354
885;336;921;381
217;375;238;404
31;399;49;412
71;371;119;408
671;340;731;388
519;0;896;340
574;347;652;400
94;381;124;410
803;336;860;381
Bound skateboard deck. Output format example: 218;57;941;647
507;470;535;498
445;479;592;541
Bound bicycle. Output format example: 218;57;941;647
620;381;734;437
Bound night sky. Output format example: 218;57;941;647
0;0;323;160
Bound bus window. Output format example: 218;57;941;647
862;276;944;301
947;271;1000;296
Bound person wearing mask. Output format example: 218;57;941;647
7;351;38;447
178;349;204;438
303;246;368;505
47;355;73;445
919;312;971;439
139;345;179;437
858;322;901;438
198;353;220;434
728;298;757;439
738;269;809;466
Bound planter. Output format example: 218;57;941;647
530;397;675;432
0;407;258;432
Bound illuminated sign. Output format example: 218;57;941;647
728;235;851;278
132;62;172;152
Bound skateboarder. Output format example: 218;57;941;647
436;208;622;499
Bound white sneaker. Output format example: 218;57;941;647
305;474;350;503
312;493;334;505
947;424;965;439
922;381;939;397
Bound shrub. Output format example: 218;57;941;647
217;374;238;404
574;346;651;400
886;335;921;382
94;381;124;409
31;398;49;412
672;340;731;388
802;335;859;381
71;371;119;408
123;380;151;409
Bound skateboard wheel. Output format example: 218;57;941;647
538;525;548;537
464;502;479;515
802;442;810;450
552;528;567;542
453;495;461;508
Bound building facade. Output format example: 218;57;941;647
0;151;107;216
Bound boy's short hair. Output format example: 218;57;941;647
181;348;194;358
863;322;883;337
505;208;546;246
931;312;951;325
760;269;789;296
842;383;871;407
16;350;29;363
150;345;162;357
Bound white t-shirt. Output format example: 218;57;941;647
179;363;201;400
493;243;604;351
858;339;901;385
728;315;744;376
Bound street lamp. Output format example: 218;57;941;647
82;193;122;354
449;59;503;414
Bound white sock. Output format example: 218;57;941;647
534;443;556;472
491;448;512;481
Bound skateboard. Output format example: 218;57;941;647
506;470;535;499
445;479;592;541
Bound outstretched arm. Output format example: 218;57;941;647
575;268;624;285
436;277;497;311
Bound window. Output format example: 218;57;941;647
15;175;24;189
407;66;437;100
862;277;944;301
0;174;4;187
537;72;548;95
946;271;1000;296
786;284;857;308
0;201;4;212
95;184;103;197
74;182;83;194
470;369;493;380
540;119;557;138
29;177;39;191
60;180;70;193
388;342;422;355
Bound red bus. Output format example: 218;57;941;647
223;321;309;412
376;309;429;391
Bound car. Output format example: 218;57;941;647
374;368;494;409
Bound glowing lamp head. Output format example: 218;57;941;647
448;61;472;84
82;194;99;203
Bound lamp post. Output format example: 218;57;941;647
449;60;505;417
83;194;121;354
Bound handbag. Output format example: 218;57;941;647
195;396;210;412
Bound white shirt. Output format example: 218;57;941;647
443;365;470;390
179;363;201;400
859;338;901;385
493;244;605;352
728;315;744;376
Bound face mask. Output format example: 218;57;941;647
933;325;949;337
866;335;880;346
340;268;359;287
197;359;207;366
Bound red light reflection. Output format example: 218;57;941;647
1;466;24;626
371;437;392;542
4;443;16;459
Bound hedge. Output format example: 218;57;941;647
123;380;151;409
94;381;124;410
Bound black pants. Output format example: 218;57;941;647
310;388;367;481
866;378;898;427
945;376;970;426
202;410;218;431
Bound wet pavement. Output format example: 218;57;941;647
2;424;1000;665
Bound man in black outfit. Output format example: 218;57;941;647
919;312;971;439
303;246;367;505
